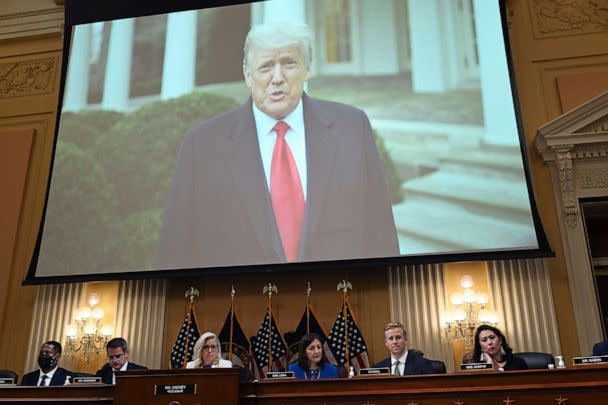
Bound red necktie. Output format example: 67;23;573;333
270;121;305;262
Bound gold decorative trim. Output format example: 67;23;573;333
530;0;608;38
578;168;608;189
555;147;577;228
0;58;57;99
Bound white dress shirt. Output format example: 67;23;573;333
112;361;129;385
391;350;409;376
37;366;58;386
252;99;307;200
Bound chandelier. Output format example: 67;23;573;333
65;293;113;364
441;275;499;351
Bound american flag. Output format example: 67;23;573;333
250;310;288;379
169;305;200;368
326;300;370;373
284;303;337;366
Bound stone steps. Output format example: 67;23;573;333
393;197;537;254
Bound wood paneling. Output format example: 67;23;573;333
506;0;608;362
163;267;391;367
0;30;63;376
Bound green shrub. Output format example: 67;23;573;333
374;130;403;204
91;91;240;216
39;140;118;274
58;110;125;149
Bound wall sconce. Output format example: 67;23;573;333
65;293;112;364
441;275;499;350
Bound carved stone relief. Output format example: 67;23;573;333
554;147;578;228
578;168;608;188
0;58;56;99
530;0;608;38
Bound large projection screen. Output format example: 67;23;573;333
26;0;551;282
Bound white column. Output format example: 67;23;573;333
63;25;91;112
261;0;306;23
161;10;197;101
102;18;134;112
359;0;399;75
473;0;519;147
407;0;448;93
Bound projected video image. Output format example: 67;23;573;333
35;0;540;277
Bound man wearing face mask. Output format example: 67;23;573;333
21;341;73;386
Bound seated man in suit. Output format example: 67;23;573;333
96;337;147;384
593;339;608;356
373;322;433;375
21;341;72;386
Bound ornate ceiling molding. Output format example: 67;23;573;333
0;6;64;41
530;0;608;38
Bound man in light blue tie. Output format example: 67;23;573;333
373;322;433;375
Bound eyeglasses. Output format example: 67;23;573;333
202;344;218;351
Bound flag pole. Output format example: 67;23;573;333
263;283;277;371
306;282;311;333
228;285;235;361
183;286;199;368
337;280;352;373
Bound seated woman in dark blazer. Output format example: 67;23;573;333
288;333;339;379
473;325;527;371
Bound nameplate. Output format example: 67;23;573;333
154;384;197;395
359;367;390;375
265;371;294;379
460;363;493;371
72;376;102;384
0;378;15;385
573;356;608;365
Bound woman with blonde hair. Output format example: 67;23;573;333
186;332;232;368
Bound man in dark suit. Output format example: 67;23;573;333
95;337;146;384
592;339;608;356
156;22;398;270
21;341;72;386
373;322;433;375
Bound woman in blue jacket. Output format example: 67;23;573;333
288;333;339;379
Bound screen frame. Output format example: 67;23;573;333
23;0;552;285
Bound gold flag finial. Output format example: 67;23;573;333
185;286;200;303
231;285;235;299
337;280;352;293
263;283;278;297
306;282;312;297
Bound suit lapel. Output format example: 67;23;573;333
228;100;283;260
299;94;338;257
50;368;64;386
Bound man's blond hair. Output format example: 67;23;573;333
384;321;407;337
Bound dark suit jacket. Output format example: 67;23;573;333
21;367;71;386
373;351;434;375
95;362;147;384
593;340;608;356
156;93;399;269
503;356;528;371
